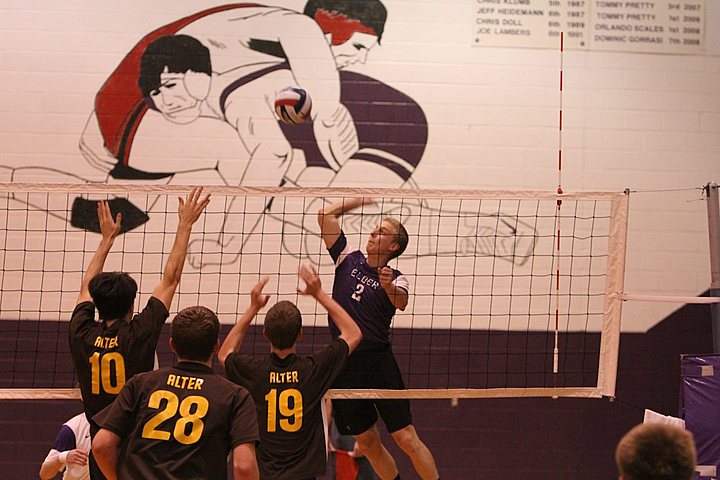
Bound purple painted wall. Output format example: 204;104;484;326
0;301;712;479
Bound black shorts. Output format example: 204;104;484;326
331;345;412;436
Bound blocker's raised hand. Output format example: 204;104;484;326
177;186;211;226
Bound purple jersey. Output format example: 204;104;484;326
328;232;409;351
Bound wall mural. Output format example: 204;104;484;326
2;1;534;272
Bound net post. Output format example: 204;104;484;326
705;182;720;353
598;191;630;397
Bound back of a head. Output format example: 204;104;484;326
88;272;137;321
172;306;220;362
264;301;302;350
615;423;697;480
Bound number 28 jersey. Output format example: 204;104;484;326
94;362;258;480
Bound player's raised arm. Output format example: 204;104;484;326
218;277;271;367
317;197;374;249
76;201;122;305
151;187;210;310
297;263;362;352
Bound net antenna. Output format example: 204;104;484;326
553;31;565;378
0;183;628;400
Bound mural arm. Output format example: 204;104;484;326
185;99;294;269
79;111;119;176
270;13;359;170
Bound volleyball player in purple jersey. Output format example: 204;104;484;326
318;197;439;480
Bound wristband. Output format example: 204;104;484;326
58;451;69;465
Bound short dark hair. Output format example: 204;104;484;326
615;423;696;480
171;306;220;362
138;35;212;100
88;272;137;321
304;0;387;43
384;217;408;259
264;301;302;350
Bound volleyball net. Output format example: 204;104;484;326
0;183;629;399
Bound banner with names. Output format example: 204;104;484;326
472;0;705;53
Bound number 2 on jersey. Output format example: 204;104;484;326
89;351;126;395
265;388;303;432
351;283;364;302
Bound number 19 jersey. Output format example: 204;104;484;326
224;339;349;480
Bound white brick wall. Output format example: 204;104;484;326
0;0;718;331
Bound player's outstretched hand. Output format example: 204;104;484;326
297;263;322;297
178;186;211;227
97;200;122;241
250;276;271;311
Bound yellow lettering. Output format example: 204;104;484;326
93;336;119;349
167;375;203;390
269;371;299;383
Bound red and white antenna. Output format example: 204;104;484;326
553;32;564;375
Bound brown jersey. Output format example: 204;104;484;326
224;339;349;480
69;297;168;421
94;361;259;479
